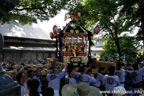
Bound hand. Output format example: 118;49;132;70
64;63;68;68
91;74;94;78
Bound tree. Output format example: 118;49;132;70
1;0;79;25
71;0;132;59
102;36;140;60
120;0;144;53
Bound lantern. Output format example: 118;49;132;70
94;25;100;34
50;32;54;39
77;11;81;18
53;25;58;34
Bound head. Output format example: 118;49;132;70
17;65;25;73
98;67;105;75
67;66;75;77
27;70;34;78
87;69;92;76
35;68;41;77
108;66;115;75
43;87;54;96
53;67;60;74
16;72;26;85
78;66;87;74
27;78;39;96
133;63;138;70
116;62;122;70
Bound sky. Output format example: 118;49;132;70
0;9;138;40
37;10;70;34
0;10;71;40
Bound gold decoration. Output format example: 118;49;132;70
70;30;74;33
64;11;77;21
71;58;81;62
75;30;79;33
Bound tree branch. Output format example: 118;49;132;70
104;24;117;43
14;7;47;11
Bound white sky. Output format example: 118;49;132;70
37;10;71;33
0;9;138;40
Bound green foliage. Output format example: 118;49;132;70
1;0;79;25
71;0;135;59
120;0;144;42
101;36;139;60
100;39;117;60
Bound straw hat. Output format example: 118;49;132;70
62;82;102;96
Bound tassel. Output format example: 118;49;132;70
66;36;69;43
83;36;86;44
71;36;74;44
77;36;80;43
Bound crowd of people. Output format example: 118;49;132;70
1;55;144;96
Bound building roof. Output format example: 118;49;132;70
0;20;52;40
4;36;56;48
3;47;56;52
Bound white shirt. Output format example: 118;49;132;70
21;85;27;96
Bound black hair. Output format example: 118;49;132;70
16;73;23;85
116;62;122;70
133;63;138;70
108;66;115;75
67;66;74;75
78;66;86;73
43;87;54;96
67;64;74;75
87;69;92;74
27;78;40;96
98;67;105;73
27;70;33;76
20;63;25;66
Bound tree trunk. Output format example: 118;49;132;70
115;32;122;60
109;29;122;60
115;40;121;60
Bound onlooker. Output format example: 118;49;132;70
33;68;42;93
17;65;25;74
16;72;27;96
24;70;34;93
25;78;42;96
